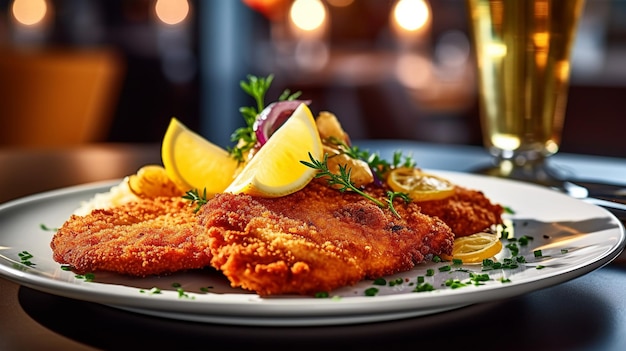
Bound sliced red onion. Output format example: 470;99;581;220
253;100;311;145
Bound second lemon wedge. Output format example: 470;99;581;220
224;103;323;197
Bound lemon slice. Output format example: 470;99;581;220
161;117;239;195
224;103;323;197
387;167;455;201
440;232;503;264
128;165;185;198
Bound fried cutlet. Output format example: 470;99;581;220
199;180;455;296
50;176;502;296
417;186;504;237
50;197;209;276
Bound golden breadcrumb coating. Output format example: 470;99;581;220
51;197;209;276
417;186;504;237
199;181;454;296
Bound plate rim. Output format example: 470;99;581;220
1;171;624;326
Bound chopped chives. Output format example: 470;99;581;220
373;278;386;286
413;283;434;292
314;291;329;298
364;287;379;296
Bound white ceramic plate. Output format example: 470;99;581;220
1;172;624;326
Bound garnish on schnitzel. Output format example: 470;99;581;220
50;74;504;296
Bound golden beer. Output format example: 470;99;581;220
467;0;585;161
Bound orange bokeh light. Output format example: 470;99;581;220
11;0;48;26
155;0;189;25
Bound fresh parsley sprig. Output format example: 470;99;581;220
229;75;274;162
229;74;303;163
300;153;410;218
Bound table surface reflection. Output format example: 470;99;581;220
1;141;625;351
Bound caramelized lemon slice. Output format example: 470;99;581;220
387;167;455;202
224;103;323;197
128;165;185;198
161;117;239;195
440;232;503;264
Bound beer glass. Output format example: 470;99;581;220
466;0;585;187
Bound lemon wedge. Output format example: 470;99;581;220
224;103;323;197
440;232;503;264
387;167;455;202
161;117;239;195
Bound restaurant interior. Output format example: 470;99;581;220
0;0;625;158
2;3;626;350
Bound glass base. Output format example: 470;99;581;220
474;157;567;189
474;158;591;200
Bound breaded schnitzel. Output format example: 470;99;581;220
418;187;504;237
50;176;502;296
51;197;210;276
199;180;455;296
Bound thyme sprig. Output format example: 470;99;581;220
229;74;302;163
385;191;412;218
182;188;208;212
301;153;410;218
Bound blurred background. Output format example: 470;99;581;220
0;0;625;158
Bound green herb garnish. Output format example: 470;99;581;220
75;273;95;282
372;278;387;286
300;152;409;218
364;287;379;296
140;287;162;295
39;224;58;232
325;137;415;180
176;287;194;299
200;286;214;293
413;282;435;292
182;188;208;212
314;291;330;298
18;251;35;266
229;74;302;163
445;279;467;289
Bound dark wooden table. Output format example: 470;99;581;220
1;141;625;351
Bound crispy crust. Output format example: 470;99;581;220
50;180;503;296
51;197;209;276
199;181;454;296
417;186;504;237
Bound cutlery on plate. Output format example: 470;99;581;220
561;181;626;221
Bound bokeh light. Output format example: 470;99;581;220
11;0;48;26
290;0;326;32
393;0;429;32
155;0;189;25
